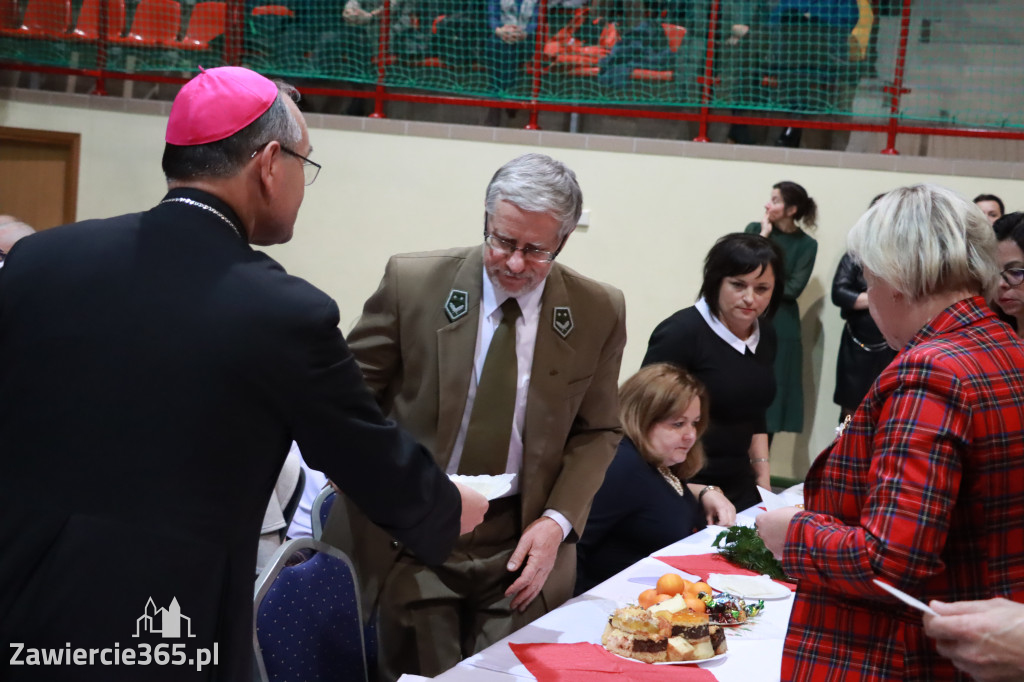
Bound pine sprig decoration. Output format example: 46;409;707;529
712;526;789;581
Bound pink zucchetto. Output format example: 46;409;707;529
165;66;279;146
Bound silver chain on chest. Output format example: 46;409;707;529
159;197;243;239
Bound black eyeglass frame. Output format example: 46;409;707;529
250;143;321;186
280;146;321;186
482;228;567;264
1000;267;1024;288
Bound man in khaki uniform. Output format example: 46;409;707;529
324;153;626;681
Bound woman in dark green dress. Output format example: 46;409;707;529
744;180;817;437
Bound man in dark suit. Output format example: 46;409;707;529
0;66;486;681
324;153;627;681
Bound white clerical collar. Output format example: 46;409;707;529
695;296;760;353
481;268;546;321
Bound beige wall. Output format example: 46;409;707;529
3;93;1022;480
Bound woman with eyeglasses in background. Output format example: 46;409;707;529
992;212;1024;336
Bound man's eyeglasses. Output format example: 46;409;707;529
1000;267;1024;288
251;143;321;186
280;146;321;186
483;231;564;263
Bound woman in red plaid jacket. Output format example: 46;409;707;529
757;184;1024;681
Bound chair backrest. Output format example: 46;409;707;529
661;23;685;53
71;0;125;39
598;21;619;49
19;0;71;35
254;537;368;682
1;0;21;28
123;0;179;44
179;0;223;48
310;486;335;541
251;3;292;17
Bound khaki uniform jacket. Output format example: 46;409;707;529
326;245;626;616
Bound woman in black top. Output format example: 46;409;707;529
575;363;735;595
643;233;784;510
831;252;897;422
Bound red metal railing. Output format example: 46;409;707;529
4;0;1024;153
881;0;914;155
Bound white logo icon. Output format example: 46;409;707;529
133;597;196;638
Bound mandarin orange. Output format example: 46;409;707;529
684;596;707;613
689;581;713;598
656;573;692;597
638;588;660;608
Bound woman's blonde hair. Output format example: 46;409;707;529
619;363;708;481
847;184;999;302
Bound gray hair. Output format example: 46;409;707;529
847;183;999;302
162;81;302;182
484;153;583;238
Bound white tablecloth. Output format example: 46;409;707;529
429;485;804;681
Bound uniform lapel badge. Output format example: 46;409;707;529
552;306;574;338
444;289;469;322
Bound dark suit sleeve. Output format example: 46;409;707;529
545;286;627;541
286;297;460;566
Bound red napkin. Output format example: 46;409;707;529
510;642;718;681
656;553;796;591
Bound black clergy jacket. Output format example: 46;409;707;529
0;188;460;681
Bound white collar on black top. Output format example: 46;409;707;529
695;296;760;354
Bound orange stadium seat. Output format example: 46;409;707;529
70;0;126;40
0;0;71;37
251;3;292;17
178;0;223;49
630;23;686;82
1;0;20;28
116;0;179;46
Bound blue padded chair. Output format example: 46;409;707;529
310;486;335;541
254;537;368;682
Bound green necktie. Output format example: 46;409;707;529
459;297;522;476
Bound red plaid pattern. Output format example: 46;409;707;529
781;297;1024;681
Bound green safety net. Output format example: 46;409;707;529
1;0;1022;130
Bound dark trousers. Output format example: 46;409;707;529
374;495;546;682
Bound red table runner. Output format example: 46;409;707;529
656;553;796;591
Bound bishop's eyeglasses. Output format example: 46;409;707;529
251;143;321;186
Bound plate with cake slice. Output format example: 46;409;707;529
601;602;728;664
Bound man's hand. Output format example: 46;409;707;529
454;482;488;535
924;598;1024;682
754;506;799;559
343;6;373;24
726;23;749;46
505;516;562;611
495;24;524;43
